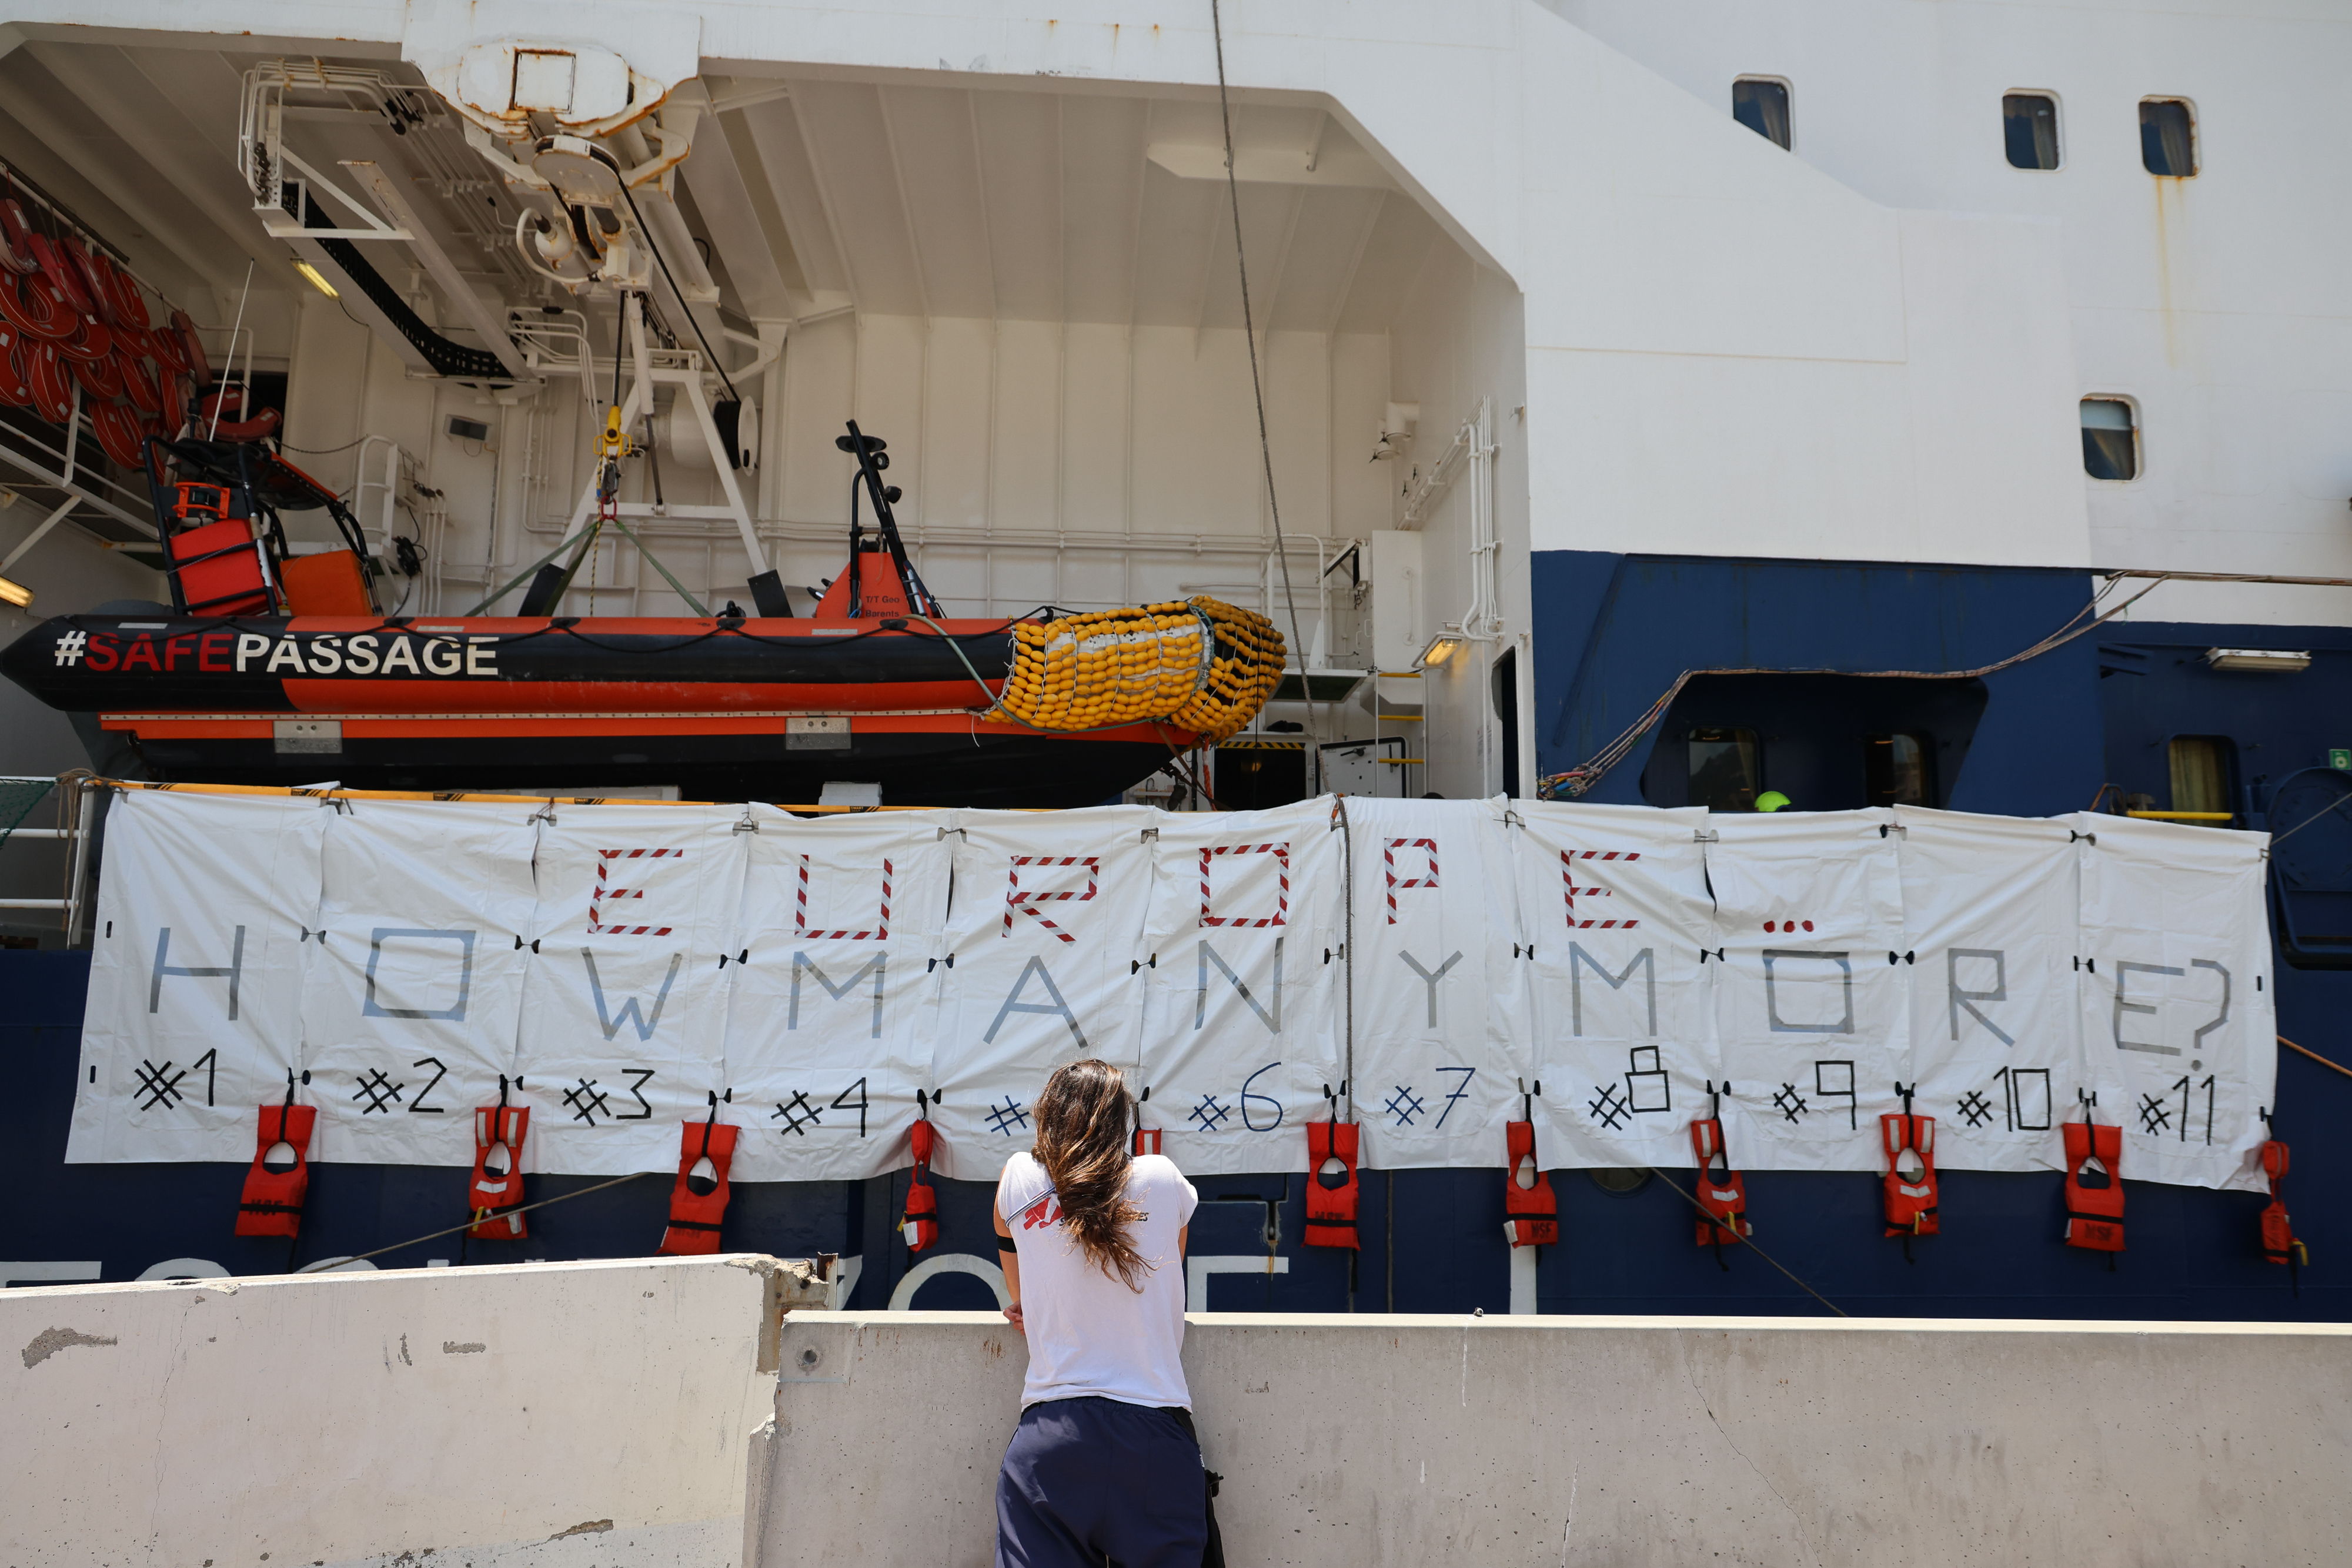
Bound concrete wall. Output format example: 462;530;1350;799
3;1256;781;1568
12;1261;2352;1567
770;1309;2352;1568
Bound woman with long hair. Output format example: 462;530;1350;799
993;1058;1207;1567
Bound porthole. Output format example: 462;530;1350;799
1588;1166;1651;1197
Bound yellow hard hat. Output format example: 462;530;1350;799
1755;790;1792;813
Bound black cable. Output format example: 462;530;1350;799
1643;1166;1849;1316
1210;0;1320;791
312;1169;658;1269
616;182;740;405
610;291;627;411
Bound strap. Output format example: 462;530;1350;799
664;1218;724;1233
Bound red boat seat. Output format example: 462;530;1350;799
280;549;372;615
168;517;272;616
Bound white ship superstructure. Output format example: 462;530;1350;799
0;0;2329;809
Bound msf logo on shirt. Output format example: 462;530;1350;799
1021;1195;1148;1230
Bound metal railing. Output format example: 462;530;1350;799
0;774;97;943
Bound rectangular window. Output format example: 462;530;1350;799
2003;94;2060;170
2081;397;2138;481
1865;733;1936;808
1688;727;1761;811
2168;736;2233;818
1733;79;1792;150
2140;99;2197;176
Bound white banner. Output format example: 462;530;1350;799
2073;813;2276;1192
1347;798;1533;1169
1131;800;1345;1175
508;803;748;1175
1706;811;1911;1172
924;807;1154;1181
722;806;951;1183
1512;802;1719;1171
68;790;323;1162
1893;807;2083;1175
69;790;2280;1192
299;800;539;1166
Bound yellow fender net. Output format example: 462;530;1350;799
994;597;1285;742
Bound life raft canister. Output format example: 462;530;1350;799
1880;1111;1939;1238
467;1104;531;1240
900;1116;941;1253
656;1118;739;1256
2259;1139;2306;1269
1690;1116;1752;1247
1502;1120;1559;1248
1304;1118;1361;1249
2062;1117;2126;1253
235;1101;318;1238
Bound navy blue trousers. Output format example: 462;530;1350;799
995;1395;1208;1568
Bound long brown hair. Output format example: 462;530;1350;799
1032;1059;1150;1290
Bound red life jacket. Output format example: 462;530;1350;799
235;1102;317;1238
657;1119;739;1255
467;1105;531;1240
2062;1119;2125;1253
1690;1117;1751;1246
1502;1120;1558;1248
900;1118;941;1253
1134;1126;1162;1155
1304;1119;1360;1249
2259;1139;2304;1268
1880;1112;1939;1238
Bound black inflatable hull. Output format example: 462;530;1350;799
5;612;1197;808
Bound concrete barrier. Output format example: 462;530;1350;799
15;1265;2352;1567
4;1255;780;1567
767;1310;2352;1567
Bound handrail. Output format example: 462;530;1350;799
0;774;95;936
88;777;930;812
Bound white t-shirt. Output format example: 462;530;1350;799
996;1151;1198;1410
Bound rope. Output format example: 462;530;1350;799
1642;1167;1849;1316
1541;576;2170;800
278;436;377;456
2280;1035;2352;1082
2267;788;2352;850
1210;0;1321;791
309;1169;657;1269
1335;793;1354;1121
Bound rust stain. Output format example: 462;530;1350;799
2151;176;2189;369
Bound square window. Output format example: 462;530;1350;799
1865;733;1936;807
1688;727;1761;811
2081;397;2138;481
2140;99;2197;176
2168;736;2233;819
1733;79;1792;150
2003;94;2060;170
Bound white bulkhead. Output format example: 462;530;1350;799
0;1;2340;801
